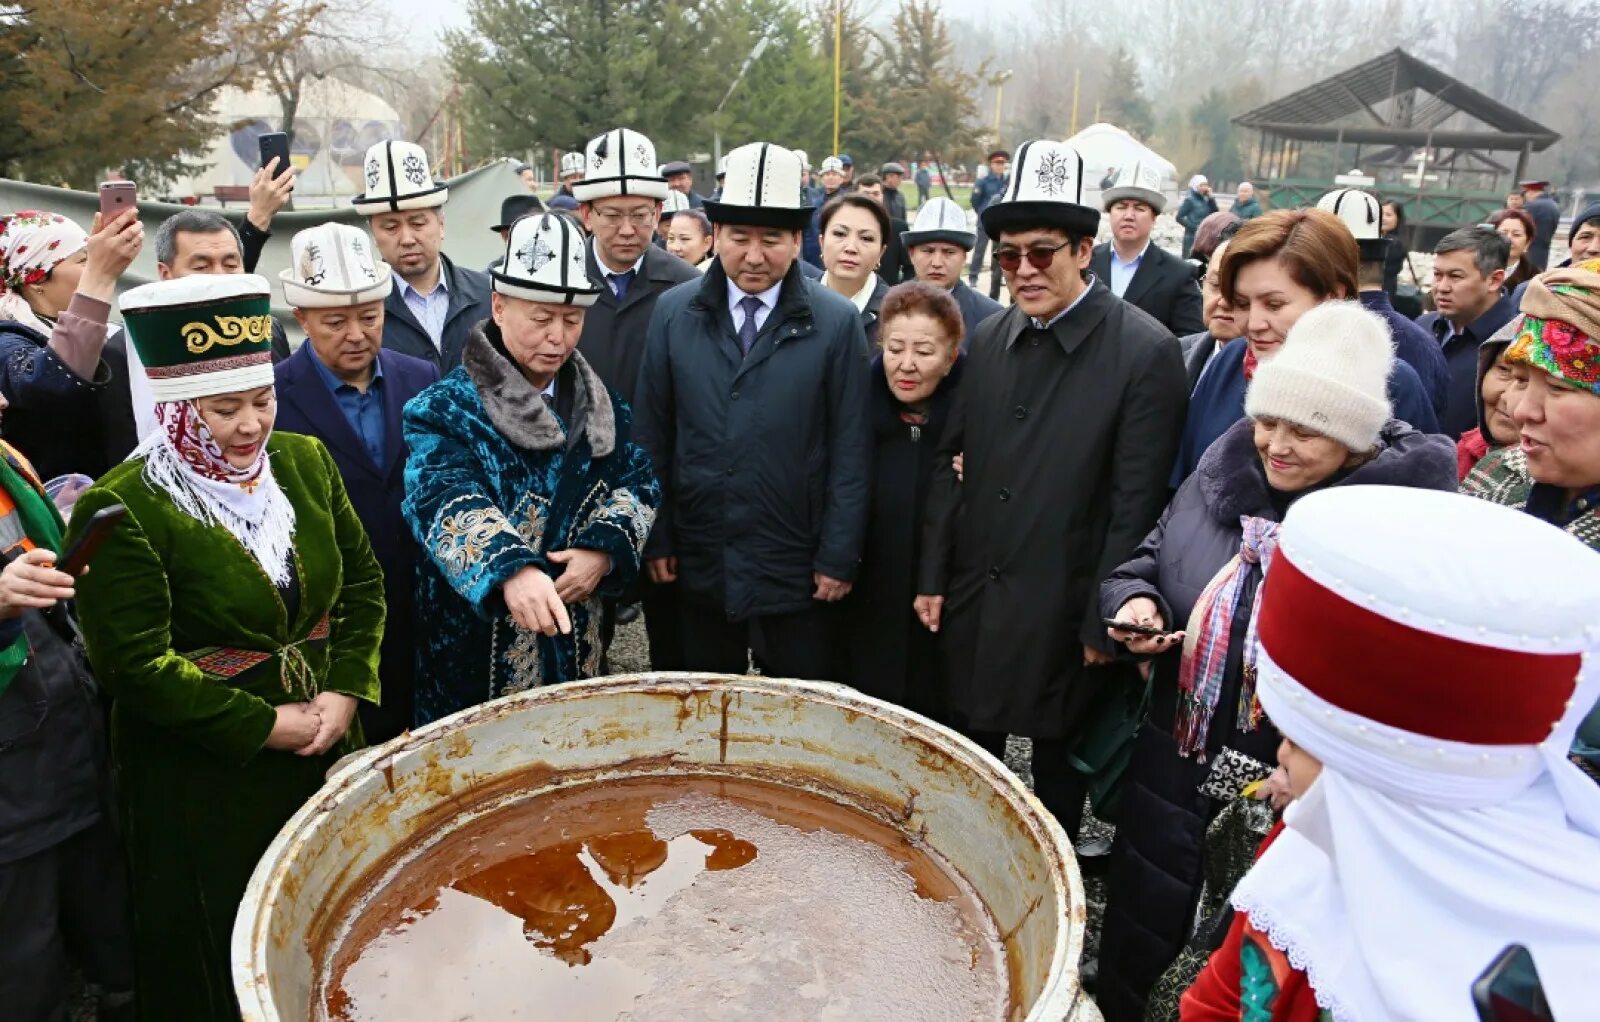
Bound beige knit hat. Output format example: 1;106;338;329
1245;300;1395;451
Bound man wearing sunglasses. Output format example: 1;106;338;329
917;139;1189;843
574;128;700;665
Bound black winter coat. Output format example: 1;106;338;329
951;282;1004;348
842;354;963;717
920;285;1189;739
580;243;700;407
1089;243;1206;337
1092;417;1457;1020
377;254;492;373
635;260;872;620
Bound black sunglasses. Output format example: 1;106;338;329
995;240;1071;273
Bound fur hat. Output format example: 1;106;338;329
1102;159;1167;214
490;212;600;307
902;197;975;251
1245;300;1394;451
352;140;448;215
702;143;813;231
280;223;391;309
980;139;1098;240
1317;188;1390;261
572;128;669;203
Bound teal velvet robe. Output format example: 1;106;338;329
66;431;384;1022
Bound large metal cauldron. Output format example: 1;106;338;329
232;674;1096;1020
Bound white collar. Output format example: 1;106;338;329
726;276;782;314
821;272;879;312
592;239;646;278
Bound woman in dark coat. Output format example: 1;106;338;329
843;283;963;720
820;194;892;346
1092;301;1458;1021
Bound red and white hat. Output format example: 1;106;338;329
1233;485;1600;1022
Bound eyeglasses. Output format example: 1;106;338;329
594;209;657;228
995;241;1071;273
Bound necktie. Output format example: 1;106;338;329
611;269;636;298
737;295;764;354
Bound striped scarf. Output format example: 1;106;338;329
1174;515;1280;759
0;440;64;696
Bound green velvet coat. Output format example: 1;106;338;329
66;432;384;1022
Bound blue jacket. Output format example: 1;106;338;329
1176;189;1218;243
1416;292;1518;440
635;258;872;620
803;186;849;268
403;327;659;723
1171;337;1441;487
276;345;438;738
970;172;1008;214
1358;290;1450;416
381;254;492;373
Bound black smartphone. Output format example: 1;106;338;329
259;131;291;175
57;504;127;576
1472;944;1553;1022
1103;617;1168;637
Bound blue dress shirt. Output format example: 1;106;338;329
306;345;386;466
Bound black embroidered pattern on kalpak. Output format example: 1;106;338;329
1035;151;1071;196
402;154;427;186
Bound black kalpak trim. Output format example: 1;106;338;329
752;142;770;207
1006;140;1034;203
384;142;400;212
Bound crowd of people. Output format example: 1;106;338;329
0;118;1597;1022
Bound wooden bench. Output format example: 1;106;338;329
214;185;250;207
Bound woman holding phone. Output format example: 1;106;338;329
0;206;143;479
1090;302;1456;1020
65;274;384;1021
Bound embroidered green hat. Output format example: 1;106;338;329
118;274;275;401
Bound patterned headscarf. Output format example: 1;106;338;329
1508;258;1600;396
0;211;88;334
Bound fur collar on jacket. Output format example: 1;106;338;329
1195;417;1457;525
462;322;616;457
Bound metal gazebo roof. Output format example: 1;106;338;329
1232;48;1560;151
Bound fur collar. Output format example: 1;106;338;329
1195;417;1456;524
462;322;616;456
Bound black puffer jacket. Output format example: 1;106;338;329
1092;416;1457;1022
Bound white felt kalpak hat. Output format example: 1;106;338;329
491;211;600;307
902;197;975;250
560;151;586;178
702;143;813;231
981;139;1099;240
1103;158;1168;214
571;128;668;203
280;223;391;309
1317;187;1390;261
352;140;449;215
661;190;692;219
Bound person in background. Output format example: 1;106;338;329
1454;318;1519;480
239;157;296;274
404;213;659;722
795;150;822;207
635;143;870;681
902;196;1003;343
1514;203;1600;313
1176;174;1218;258
486;194;545;272
1180;216;1242;392
803;155;852;269
0;208;142;479
1520;178;1561;269
878;162;910;224
966;149;1010;288
1097;302;1456;1022
819;193;892;347
1091;160;1205;337
1180;486;1600;1022
853;173;915;285
665;208;715;270
353;140;491;373
656;190;691;249
1232;182;1262;219
661;160;704;209
573;128;698;667
842;281;964;722
1505;189;1525;210
1173;210;1438;486
838;154;856;187
1417;226;1517;440
1490;207;1539;292
516;162;538;192
1379;199;1408;299
274;223;439;743
914;161;932;209
1318;188;1449;416
555;151;586;199
69;274;384;1020
0;400;135;1022
917;139;1189;844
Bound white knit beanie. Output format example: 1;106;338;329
1244;300;1395;451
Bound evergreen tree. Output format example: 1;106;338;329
1101;46;1154;140
869;0;985;165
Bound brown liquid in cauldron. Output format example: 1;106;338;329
322;775;1010;1021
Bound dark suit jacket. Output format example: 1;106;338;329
580;243;701;408
1090;243;1205;337
379;254;492;373
273;345;440;739
1178;330;1220;393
